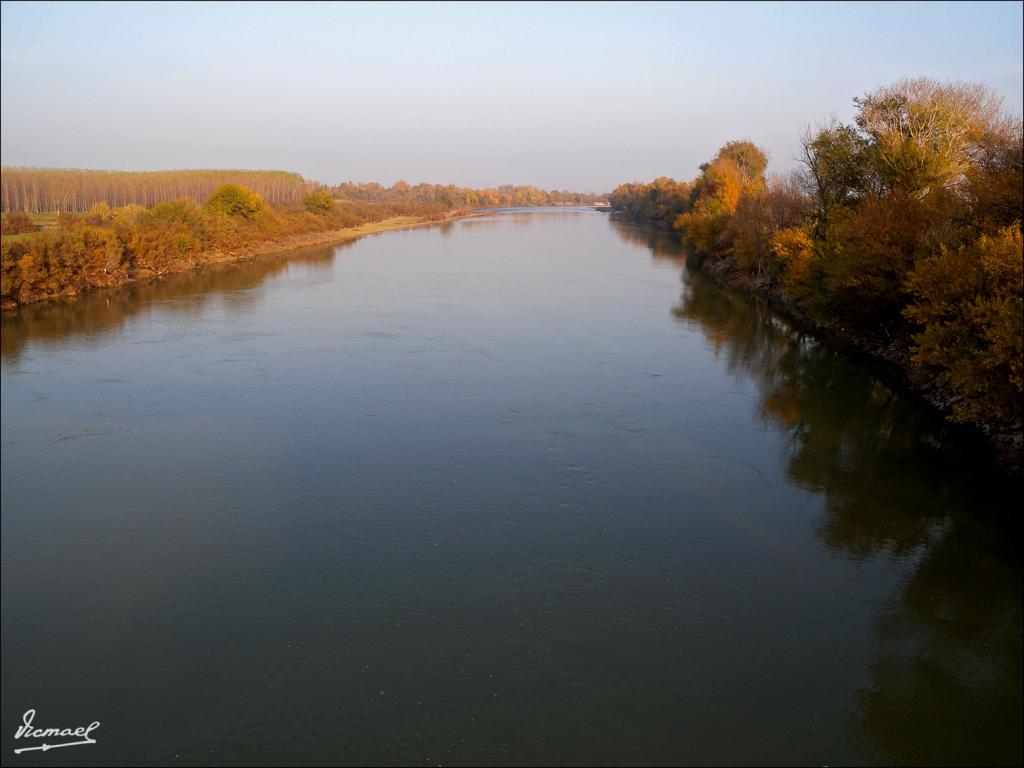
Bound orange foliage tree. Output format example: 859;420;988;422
608;77;1023;437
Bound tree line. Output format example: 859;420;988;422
609;78;1022;459
0;167;608;222
332;181;607;220
0;169;307;212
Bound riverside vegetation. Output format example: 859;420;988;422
3;77;1019;468
609;78;1023;469
0;173;607;307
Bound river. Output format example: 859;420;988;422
1;208;1020;765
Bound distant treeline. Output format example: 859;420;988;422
332;181;607;220
0;168;608;217
610;78;1022;460
1;168;307;212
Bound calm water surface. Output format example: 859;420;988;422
1;210;1021;766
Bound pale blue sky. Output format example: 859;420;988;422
1;1;1021;190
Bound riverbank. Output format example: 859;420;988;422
695;254;1023;474
0;210;474;310
215;211;474;264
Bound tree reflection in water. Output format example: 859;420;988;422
665;237;1022;765
1;241;345;363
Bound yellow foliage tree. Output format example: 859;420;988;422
905;225;1023;424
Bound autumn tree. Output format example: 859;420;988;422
820;191;925;331
608;178;691;228
205;185;263;218
728;172;811;278
964;118;1024;231
853;78;1007;196
708;140;768;181
799;120;875;231
905;225;1023;424
674;146;762;257
1;211;36;234
1;168;305;212
303;188;335;214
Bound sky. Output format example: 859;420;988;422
1;1;1022;191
